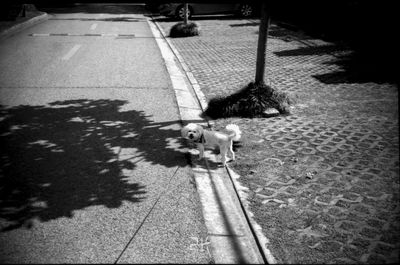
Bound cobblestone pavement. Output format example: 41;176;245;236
156;16;399;264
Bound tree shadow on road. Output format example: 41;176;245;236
0;99;187;232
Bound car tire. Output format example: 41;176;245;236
238;4;253;17
175;4;192;20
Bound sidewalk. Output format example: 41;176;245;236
155;16;399;263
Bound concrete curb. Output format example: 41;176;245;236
155;24;209;114
226;167;277;264
0;12;49;40
152;18;279;264
147;17;265;264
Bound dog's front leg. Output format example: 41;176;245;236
197;143;205;160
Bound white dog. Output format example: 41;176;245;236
181;123;241;166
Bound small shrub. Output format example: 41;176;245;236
169;22;199;38
204;82;292;119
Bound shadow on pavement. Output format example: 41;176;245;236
274;44;346;57
315;56;399;85
229;21;259;27
0;99;187;232
230;20;399;84
274;41;399;85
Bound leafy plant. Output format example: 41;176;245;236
204;82;291;119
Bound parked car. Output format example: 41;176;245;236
156;3;256;19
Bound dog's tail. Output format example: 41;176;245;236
225;124;241;141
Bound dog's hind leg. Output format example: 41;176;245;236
228;143;235;161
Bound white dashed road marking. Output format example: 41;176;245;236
29;33;135;37
62;44;81;61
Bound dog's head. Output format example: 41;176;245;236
181;123;204;142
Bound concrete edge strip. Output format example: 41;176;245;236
147;18;264;264
192;151;265;264
0;12;50;40
146;18;206;125
153;20;209;116
226;167;278;264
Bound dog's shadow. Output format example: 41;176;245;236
0;99;191;232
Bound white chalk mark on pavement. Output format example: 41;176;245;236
90;23;98;30
62;44;81;61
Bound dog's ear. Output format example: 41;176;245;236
195;124;204;135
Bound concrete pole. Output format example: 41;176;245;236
255;1;271;85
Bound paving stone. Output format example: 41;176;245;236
157;16;399;264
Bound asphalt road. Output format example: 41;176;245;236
0;4;211;263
